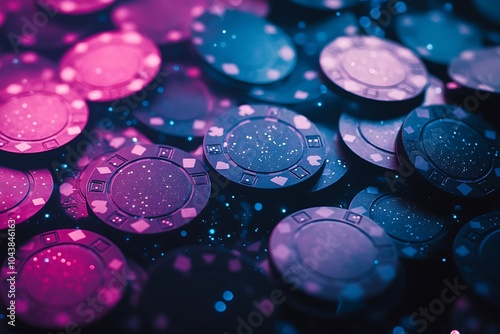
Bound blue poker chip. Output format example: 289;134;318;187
133;62;237;138
320;36;429;105
269;206;399;315
398;104;500;197
85;144;211;234
395;11;483;65
203;104;327;189
349;187;452;260
191;5;297;85
309;124;350;192
453;212;500;307
138;246;279;334
290;0;359;10
247;56;325;106
339;112;405;171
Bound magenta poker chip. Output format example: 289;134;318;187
59;31;162;102
0;229;128;329
39;0;116;15
0;80;89;154
111;0;208;45
0;166;53;228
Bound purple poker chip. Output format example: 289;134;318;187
59;126;152;220
349;187;452;260
1;0;94;50
191;5;297;85
0;52;56;93
448;47;500;94
339;112;405;171
86;144;211;234
0;229;128;329
111;0;208;45
398;104;500;197
133;62;237;138
59;31;162;102
0;166;53;228
0;80;89;154
203;104;327;189
269;207;399;311
320;36;428;103
38;0;116;15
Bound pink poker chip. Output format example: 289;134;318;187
111;0;208;45
59;31;162;102
0;52;56;94
0;80;89;154
38;0;116;15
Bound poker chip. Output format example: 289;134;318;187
247;56;326;106
309;125;350;192
38;0;116;15
423;75;445;106
398;104;500;197
86;144;211;234
319;36;428;104
339;112;405;171
448;47;500;94
449;293;500;334
472;0;500;26
269;206;399;311
212;0;270;17
290;0;359;10
395;11;483;65
138;246;278;334
0;80;89;154
349;187;451;260
0;166;53;228
59;31;162;102
0;229;128;329
111;0;208;45
59;126;151;220
453;212;500;307
203;104;327;189
191;6;297;85
133;62;237;138
1;0;94;50
0;52;56;94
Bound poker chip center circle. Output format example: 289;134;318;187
109;159;192;217
479;230;500;282
227;119;304;173
422;119;491;180
294;221;376;279
77;45;142;87
0;169;30;211
341;49;406;87
371;196;445;243
0;93;69;141
22;244;104;307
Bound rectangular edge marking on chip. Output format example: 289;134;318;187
158;146;174;159
292;211;312;224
